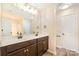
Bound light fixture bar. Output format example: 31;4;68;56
14;3;38;15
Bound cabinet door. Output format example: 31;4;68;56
25;44;37;56
37;41;43;56
42;39;48;53
37;38;48;56
7;48;25;56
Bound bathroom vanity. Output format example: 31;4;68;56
0;35;48;56
0;4;49;56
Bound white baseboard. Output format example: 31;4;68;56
56;46;63;49
47;49;56;55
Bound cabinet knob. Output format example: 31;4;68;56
24;50;27;52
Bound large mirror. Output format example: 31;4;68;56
0;3;41;37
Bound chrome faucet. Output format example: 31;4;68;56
17;32;23;39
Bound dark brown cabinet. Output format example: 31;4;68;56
25;44;37;56
37;36;48;56
0;36;48;56
42;39;48;53
37;41;43;55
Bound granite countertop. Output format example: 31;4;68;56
0;33;48;47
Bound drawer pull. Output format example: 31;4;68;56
24;49;29;53
26;49;29;52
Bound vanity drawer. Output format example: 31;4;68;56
7;48;25;56
28;39;37;45
7;39;36;53
37;36;48;42
7;41;29;53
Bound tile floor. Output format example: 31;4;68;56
43;52;54;56
43;48;79;56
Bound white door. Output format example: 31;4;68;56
57;14;78;51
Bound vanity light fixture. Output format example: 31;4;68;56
14;3;38;15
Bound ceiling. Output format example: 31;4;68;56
56;3;79;12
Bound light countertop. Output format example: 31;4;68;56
0;33;48;47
